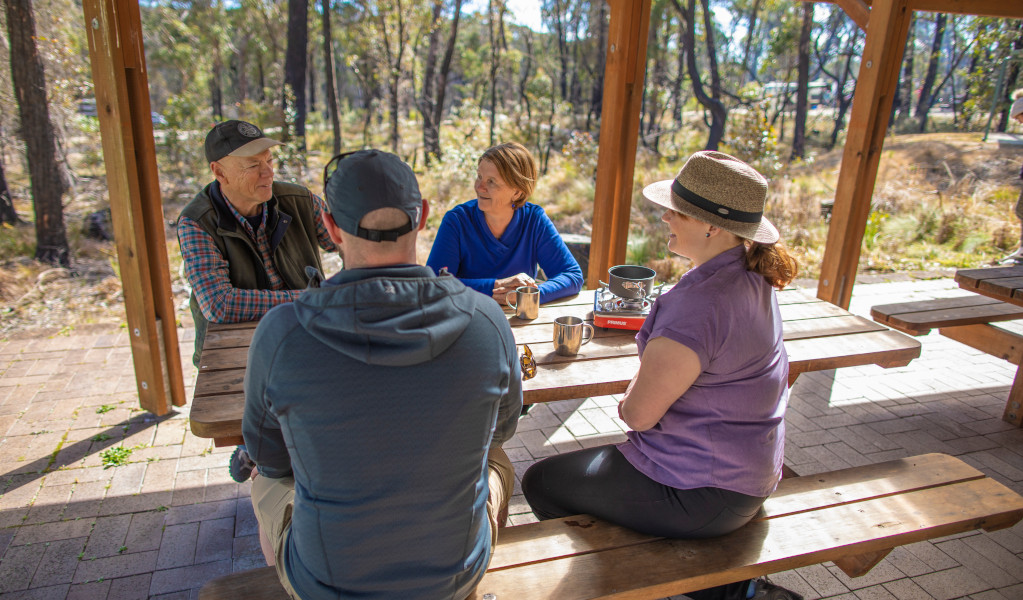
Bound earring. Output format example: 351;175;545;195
705;232;711;238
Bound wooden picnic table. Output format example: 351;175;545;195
189;287;922;446
955;265;1023;426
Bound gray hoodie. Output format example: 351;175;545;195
243;264;521;600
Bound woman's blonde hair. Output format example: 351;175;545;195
744;241;800;290
479;142;537;209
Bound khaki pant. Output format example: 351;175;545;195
251;446;515;599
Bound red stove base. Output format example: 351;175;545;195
593;312;647;331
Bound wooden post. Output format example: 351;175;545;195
816;0;910;308
587;0;652;289
82;0;185;415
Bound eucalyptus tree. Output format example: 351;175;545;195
322;0;343;154
284;0;309;146
790;1;813;159
812;6;861;148
419;0;464;164
4;0;69;265
671;0;727;150
914;12;947;132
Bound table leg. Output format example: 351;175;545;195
1004;364;1023;427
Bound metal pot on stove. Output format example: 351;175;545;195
605;265;657;300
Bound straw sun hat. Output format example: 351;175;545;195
642;150;779;244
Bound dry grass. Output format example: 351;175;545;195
1;131;1019;340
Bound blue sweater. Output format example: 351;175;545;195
426;200;584;304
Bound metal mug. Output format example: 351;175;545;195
507;285;540;320
553;315;595;356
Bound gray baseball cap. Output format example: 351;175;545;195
323;150;422;242
204;120;283;163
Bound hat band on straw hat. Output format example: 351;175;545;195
671;179;762;224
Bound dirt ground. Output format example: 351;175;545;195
1;133;1021;341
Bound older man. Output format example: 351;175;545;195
178;120;337;481
243;149;520;599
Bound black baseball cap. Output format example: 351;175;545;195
204;120;283;163
323;150;422;242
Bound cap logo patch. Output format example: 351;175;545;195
238;122;260;138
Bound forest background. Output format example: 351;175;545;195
1;0;1022;338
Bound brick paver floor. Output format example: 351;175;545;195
1;274;1021;599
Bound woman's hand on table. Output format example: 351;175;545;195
493;273;536;304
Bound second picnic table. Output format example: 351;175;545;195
189;287;922;446
955;265;1023;426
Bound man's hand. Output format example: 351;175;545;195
493;273;536;304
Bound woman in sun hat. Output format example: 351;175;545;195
522;151;802;600
426;142;583;305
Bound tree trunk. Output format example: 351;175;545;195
829;29;860;149
284;0;309;145
519;29;534;126
4;0;69;266
488;0;503;147
322;0;342;155
307;46;317;115
791;3;813;160
431;0;463;161
0;156;19;225
211;40;224;121
588;1;608;127
996;22;1023;133
673;0;726;150
915;13;946;133
895;14;915;124
549;0;570;101
739;0;762;85
420;0;444;165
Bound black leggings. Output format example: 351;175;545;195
521;445;766;600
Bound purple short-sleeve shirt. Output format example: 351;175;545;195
617;245;788;498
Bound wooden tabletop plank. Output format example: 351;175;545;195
873;302;1023;333
786;330;921;371
871;295;1005;315
778;301;851;321
190;287;922;441
955;265;1023;289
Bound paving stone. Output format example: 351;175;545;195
105;573;152;600
0;542;47;593
30;536;88;587
194;517;233;563
0;584;71;599
72;550;159;584
155;522;198;570
65;579;111;600
148;559;231;596
83;514;131;559
913;565;992;600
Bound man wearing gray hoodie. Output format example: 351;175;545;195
243;150;521;600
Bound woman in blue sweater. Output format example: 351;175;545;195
427;142;583;305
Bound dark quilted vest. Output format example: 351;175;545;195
180;181;324;366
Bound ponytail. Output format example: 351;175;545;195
744;241;799;290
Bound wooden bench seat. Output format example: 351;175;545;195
199;453;1023;600
870;295;1023;335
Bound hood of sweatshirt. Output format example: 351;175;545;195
291;264;480;367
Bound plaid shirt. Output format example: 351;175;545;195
179;192;337;323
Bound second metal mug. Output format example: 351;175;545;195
553;315;595;356
507;285;540;320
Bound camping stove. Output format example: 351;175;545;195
593;285;652;331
